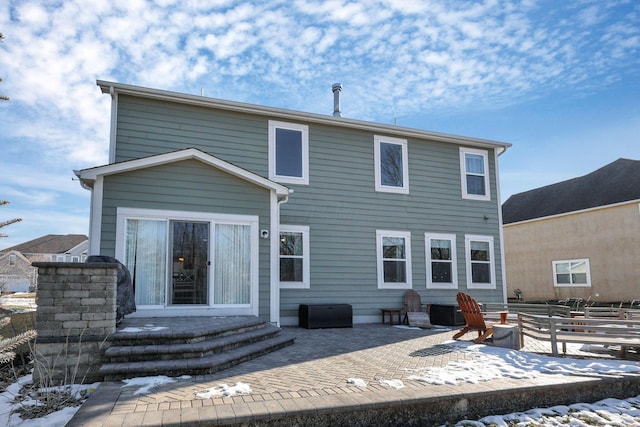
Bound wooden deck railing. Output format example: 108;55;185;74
481;302;572;318
517;313;640;358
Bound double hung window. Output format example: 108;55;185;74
460;148;490;200
374;136;409;194
376;230;412;289
279;225;310;288
464;235;495;289
425;233;457;289
553;259;591;286
269;121;309;185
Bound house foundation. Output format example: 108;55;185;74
31;262;118;384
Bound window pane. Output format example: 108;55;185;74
275;128;303;177
383;260;406;282
214;224;251;304
280;232;303;256
280;258;303;282
470;241;489;261
555;262;570;274
432;262;451;283
431;239;451;260
465;153;484;174
556;273;571;284
572;273;587;284
471;263;490;283
126;219;167;305
380;142;403;187
383;236;405;259
570;261;586;274
466;175;486;195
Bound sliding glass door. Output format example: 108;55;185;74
170;221;209;305
120;209;257;312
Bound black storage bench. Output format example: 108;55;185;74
299;304;353;329
429;304;465;326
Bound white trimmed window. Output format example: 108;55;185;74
553;259;591;287
425;233;458;289
376;230;412;289
374;135;409;194
464;235;495;289
269;120;309;185
460;148;490;200
279;225;310;289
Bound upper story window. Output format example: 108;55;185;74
9;254;16;266
465;234;495;289
376;230;412;289
425;233;458;289
460;148;490;201
553;259;591;287
279;225;310;289
269;120;309;185
374;135;409;194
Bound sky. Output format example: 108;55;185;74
0;0;639;250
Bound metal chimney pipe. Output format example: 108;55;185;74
332;83;342;117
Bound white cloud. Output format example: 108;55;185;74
1;0;639;245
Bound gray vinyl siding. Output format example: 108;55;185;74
98;159;273;319
115;95;269;176
112;95;505;321
279;123;504;319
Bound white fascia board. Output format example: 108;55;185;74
97;80;512;152
503;198;640;227
77;148;291;198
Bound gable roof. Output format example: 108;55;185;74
502;158;640;224
1;234;88;254
76;148;291;200
97;80;511;152
0;250;30;264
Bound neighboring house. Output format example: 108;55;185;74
502;158;640;303
0;234;89;293
76;80;511;325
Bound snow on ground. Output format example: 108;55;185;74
0;374;99;427
1;339;639;425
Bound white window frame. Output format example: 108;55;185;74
268;120;309;185
553;259;592;287
425;233;458;289
279;225;310;289
464;234;496;289
376;230;412;289
374;135;409;194
115;207;260;315
460;147;490;201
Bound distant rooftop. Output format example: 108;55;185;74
502;158;640;224
0;234;88;254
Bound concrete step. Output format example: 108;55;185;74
108;316;267;346
103;323;283;362
99;333;295;380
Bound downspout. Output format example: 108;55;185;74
270;190;292;326
108;86;118;164
73;171;96;255
495;146;509;304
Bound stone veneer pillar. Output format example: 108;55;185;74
31;262;118;384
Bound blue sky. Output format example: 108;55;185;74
1;0;639;250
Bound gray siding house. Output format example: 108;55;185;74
76;81;511;325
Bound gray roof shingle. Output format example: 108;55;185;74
502;158;640;224
0;234;88;254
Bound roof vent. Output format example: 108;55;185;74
332;83;342;117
